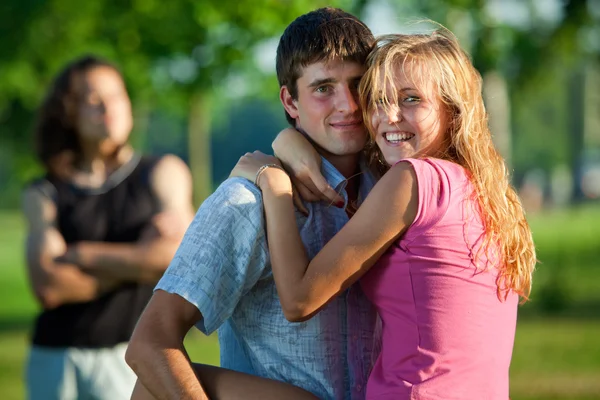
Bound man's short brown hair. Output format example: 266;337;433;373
276;7;374;125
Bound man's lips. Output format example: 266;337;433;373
329;120;363;129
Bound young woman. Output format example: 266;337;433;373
22;56;194;399
230;28;536;399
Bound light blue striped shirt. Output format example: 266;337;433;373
156;159;379;400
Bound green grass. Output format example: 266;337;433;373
510;319;600;399
524;205;600;316
1;205;599;400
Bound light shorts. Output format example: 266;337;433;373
26;343;136;400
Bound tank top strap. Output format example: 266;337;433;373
27;177;59;204
133;154;164;187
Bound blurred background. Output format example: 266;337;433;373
0;0;598;399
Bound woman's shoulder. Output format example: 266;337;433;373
387;158;470;231
395;157;470;190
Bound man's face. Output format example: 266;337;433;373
74;66;133;148
281;59;368;157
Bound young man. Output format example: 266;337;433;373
22;56;195;400
126;8;377;399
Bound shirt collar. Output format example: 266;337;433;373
320;156;376;206
321;157;347;192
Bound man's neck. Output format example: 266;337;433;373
295;127;360;180
323;153;360;181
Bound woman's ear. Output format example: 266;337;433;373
280;86;299;120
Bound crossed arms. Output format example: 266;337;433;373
22;155;194;309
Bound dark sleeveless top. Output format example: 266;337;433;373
30;154;161;348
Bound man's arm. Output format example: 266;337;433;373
126;290;209;400
128;291;322;400
22;186;121;309
57;155;195;283
127;178;270;399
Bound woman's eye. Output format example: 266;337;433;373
403;96;420;104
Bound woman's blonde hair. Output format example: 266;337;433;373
359;27;536;302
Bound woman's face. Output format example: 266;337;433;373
370;61;449;166
73;66;133;149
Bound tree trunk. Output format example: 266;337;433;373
482;71;512;170
188;92;213;206
568;65;585;203
584;62;600;148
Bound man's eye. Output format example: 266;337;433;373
316;86;329;93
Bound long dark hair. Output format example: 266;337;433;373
34;55;124;176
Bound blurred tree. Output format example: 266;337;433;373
0;0;365;205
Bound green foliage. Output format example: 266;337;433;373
0;0;364;205
0;0;362;112
404;0;598;79
1;0;598;204
511;59;572;175
526;204;600;315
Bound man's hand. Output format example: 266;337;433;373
53;245;79;265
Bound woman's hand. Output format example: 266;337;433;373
230;151;293;197
229;151;280;182
273;128;344;207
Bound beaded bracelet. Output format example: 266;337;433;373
254;164;287;187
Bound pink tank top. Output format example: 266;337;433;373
360;158;517;400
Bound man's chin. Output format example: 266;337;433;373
98;137;127;156
340;137;368;154
309;134;366;158
328;144;366;157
